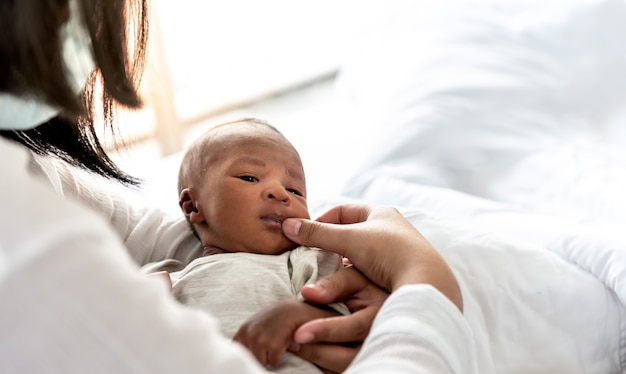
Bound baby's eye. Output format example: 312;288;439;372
238;176;258;183
287;188;303;197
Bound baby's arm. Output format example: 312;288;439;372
233;299;341;368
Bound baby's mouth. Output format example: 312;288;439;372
262;216;284;225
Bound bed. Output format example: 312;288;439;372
324;0;626;372
137;0;626;372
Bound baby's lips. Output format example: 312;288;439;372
261;216;283;224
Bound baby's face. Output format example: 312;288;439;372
194;126;309;255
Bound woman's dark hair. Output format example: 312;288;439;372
0;0;149;185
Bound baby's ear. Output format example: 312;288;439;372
179;188;205;223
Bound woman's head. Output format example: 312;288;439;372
0;0;149;184
178;118;310;256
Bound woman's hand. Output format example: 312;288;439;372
282;204;462;311
281;204;463;372
289;267;388;373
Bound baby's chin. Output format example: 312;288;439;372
247;238;299;255
204;238;297;256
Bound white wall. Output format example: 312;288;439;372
152;0;399;120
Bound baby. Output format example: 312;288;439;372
148;118;349;373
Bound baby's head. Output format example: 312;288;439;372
178;118;310;256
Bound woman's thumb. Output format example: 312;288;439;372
282;218;344;256
282;218;317;244
282;218;303;238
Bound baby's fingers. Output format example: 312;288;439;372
234;324;289;367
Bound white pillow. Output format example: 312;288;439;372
335;0;626;225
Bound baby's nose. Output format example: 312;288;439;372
266;186;290;203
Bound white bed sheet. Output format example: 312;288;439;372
324;0;626;372
318;180;626;372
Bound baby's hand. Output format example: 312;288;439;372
233;300;340;367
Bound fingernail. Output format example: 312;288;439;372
303;283;322;291
287;342;301;352
282;219;302;236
